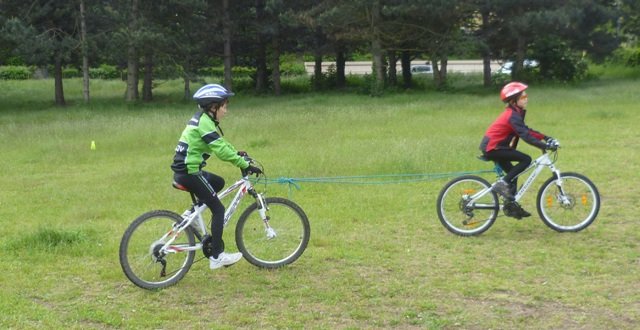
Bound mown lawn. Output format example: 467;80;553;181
1;75;638;329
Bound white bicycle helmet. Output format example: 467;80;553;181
193;84;234;107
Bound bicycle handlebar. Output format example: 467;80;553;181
545;138;561;152
240;153;264;177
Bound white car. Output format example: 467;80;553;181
496;59;539;74
411;64;433;75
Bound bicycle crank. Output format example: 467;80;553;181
200;235;224;258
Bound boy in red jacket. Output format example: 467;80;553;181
479;81;554;219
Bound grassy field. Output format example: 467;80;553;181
1;74;639;329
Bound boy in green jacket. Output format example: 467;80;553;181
171;84;261;270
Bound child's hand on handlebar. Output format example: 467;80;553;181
243;165;262;176
545;138;560;150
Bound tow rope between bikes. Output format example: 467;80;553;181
255;169;496;191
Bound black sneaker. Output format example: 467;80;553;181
503;202;531;219
503;202;520;219
517;207;531;218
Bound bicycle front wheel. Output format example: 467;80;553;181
536;172;600;232
436;175;499;236
119;210;196;290
236;197;310;268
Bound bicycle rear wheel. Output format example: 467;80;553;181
235;197;310;268
436;175;499;236
119;210;196;290
536;172;600;232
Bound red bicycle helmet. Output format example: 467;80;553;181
500;81;528;102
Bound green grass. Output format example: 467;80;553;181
1;74;639;329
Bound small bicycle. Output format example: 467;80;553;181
436;141;600;236
119;156;310;290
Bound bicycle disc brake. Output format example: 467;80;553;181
557;193;576;209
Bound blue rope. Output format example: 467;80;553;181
255;170;496;191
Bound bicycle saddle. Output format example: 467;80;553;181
172;181;189;191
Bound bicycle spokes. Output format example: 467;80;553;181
236;197;310;268
437;175;499;236
119;211;196;290
537;173;600;232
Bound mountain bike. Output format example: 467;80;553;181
119;156;310;290
436;141;600;236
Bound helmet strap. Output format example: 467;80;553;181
507;92;522;105
204;107;224;136
203;103;218;119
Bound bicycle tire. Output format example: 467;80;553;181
119;210;196;290
235;197;310;268
436;175;499;236
536;172;600;232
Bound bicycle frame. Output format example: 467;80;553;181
512;152;561;202
469;151;561;208
156;175;270;256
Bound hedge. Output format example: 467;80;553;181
0;66;32;80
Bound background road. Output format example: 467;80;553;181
304;59;503;75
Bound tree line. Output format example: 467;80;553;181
1;0;638;105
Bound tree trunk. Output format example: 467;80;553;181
313;54;322;90
80;0;90;102
54;57;66;106
126;0;139;101
183;75;191;100
513;6;526;80
335;45;346;88
142;52;153;101
514;36;526;79
222;0;233;90
312;28;323;91
370;0;384;96
272;34;281;96
401;51;412;89
387;51;397;86
483;55;492;87
431;56;448;89
480;8;492;87
254;0;267;93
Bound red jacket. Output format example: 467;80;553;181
479;104;547;153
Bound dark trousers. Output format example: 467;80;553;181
484;149;532;194
173;171;226;258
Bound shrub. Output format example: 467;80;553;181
611;46;640;67
309;64;343;91
4;56;25;66
0;65;32;79
279;62;307;76
530;37;588;82
228;76;255;94
153;65;184;80
198;66;256;77
280;76;312;93
89;64;121;79
62;67;80;78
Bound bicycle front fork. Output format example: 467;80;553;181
254;192;276;239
